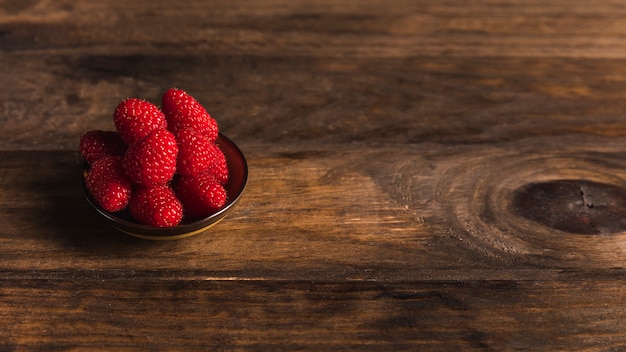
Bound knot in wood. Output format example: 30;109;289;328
512;180;626;235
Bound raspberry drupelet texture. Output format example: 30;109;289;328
130;184;183;227
122;129;178;186
175;127;215;177
114;98;167;145
80;130;127;164
85;156;132;212
162;88;219;142
206;142;229;185
174;172;227;219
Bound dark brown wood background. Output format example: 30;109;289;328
3;0;626;350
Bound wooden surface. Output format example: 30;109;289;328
3;0;626;350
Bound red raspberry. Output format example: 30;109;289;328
162;88;218;142
174;173;227;219
129;185;183;227
113;98;167;145
207;143;229;185
122;129;178;186
85;156;132;212
79;130;127;164
175;127;214;177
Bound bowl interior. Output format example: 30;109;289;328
82;133;248;240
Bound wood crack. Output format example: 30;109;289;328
580;186;594;209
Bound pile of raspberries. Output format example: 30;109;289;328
80;88;229;227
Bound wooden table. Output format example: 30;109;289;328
3;1;626;350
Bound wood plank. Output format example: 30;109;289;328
4;54;626;150
3;0;626;58
2;2;626;150
2;277;626;350
3;139;626;280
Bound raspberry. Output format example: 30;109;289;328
175;127;214;177
113;98;167;145
129;185;183;227
85;156;132;212
174;173;227;219
79;130;127;164
162;88;218;141
122;129;178;186
81;89;231;228
207;143;229;185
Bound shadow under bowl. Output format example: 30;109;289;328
82;133;248;240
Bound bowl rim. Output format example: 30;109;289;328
81;133;248;240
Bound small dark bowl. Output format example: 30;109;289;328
82;133;248;240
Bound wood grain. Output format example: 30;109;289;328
3;277;626;351
4;1;626;150
3;0;626;349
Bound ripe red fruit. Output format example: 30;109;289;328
174;173;227;219
207;143;229;185
174;127;214;177
79;130;127;164
162;88;218;141
85;156;132;212
113;98;167;145
129;185;183;227
122;129;178;186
